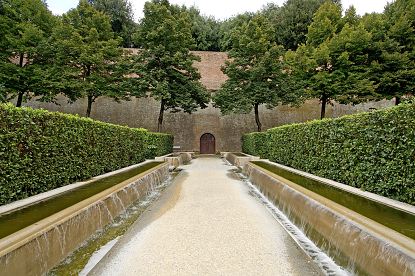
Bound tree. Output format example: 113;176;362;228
219;12;253;51
89;0;137;47
0;84;6;103
261;0;341;51
214;15;303;132
47;0;126;117
368;0;415;105
0;0;56;107
133;0;209;132
287;3;377;119
185;6;221;51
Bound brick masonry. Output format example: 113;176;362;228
25;51;393;152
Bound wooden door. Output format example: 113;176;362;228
200;133;215;154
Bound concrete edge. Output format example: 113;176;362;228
0;159;159;215
223;152;260;169
259;159;415;215
245;162;415;258
156;152;194;169
89;169;187;275
154;153;173;161
0;162;168;257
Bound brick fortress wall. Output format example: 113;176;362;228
26;51;392;152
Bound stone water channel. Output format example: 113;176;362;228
0;160;170;275
0;154;414;275
90;156;323;275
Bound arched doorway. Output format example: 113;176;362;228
200;133;215;154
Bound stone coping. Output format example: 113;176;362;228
155;152;194;169
221;152;259;158
0;160;158;216
259;159;415;215
222;152;260;169
245;162;415;275
249;162;415;256
155;152;194;160
0;162;167;258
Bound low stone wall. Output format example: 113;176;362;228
243;161;415;276
223;152;259;168
156;152;193;169
0;162;169;275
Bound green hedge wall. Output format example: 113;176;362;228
0;104;173;205
242;104;415;205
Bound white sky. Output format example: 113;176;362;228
46;0;391;21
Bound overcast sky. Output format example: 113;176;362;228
46;0;391;21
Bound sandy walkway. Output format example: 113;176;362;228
90;156;320;276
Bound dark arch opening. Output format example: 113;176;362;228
200;133;215;154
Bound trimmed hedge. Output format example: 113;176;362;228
242;104;415;205
0;104;173;205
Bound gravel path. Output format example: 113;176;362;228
90;156;321;276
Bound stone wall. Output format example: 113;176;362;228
26;96;392;152
23;51;393;152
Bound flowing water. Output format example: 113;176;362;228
3;157;413;275
91;157;324;276
47;175;173;276
240;173;350;276
0;161;163;239
222;160;353;275
245;161;415;275
251;161;415;240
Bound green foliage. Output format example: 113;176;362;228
145;132;174;158
306;1;342;47
132;0;209;132
287;2;378;119
214;14;303;132
261;0;338;50
0;0;56;106
44;0;127;117
218;12;253;51
90;0;138;47
367;0;415;103
243;104;415;205
219;0;340;51
241;132;270;158
136;3;222;51
184;6;221;51
0;103;173;205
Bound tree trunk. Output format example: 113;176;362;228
85;65;93;117
16;53;25;107
395;96;401;105
254;103;262;132
320;96;328;119
86;95;93;117
157;99;165;132
16;92;24;107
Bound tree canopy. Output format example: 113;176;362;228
261;0;340;50
214;15;303;131
1;0;414;125
0;0;56;106
286;2;378;119
369;0;415;104
89;0;137;47
133;0;210;131
45;0;126;117
185;6;221;51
